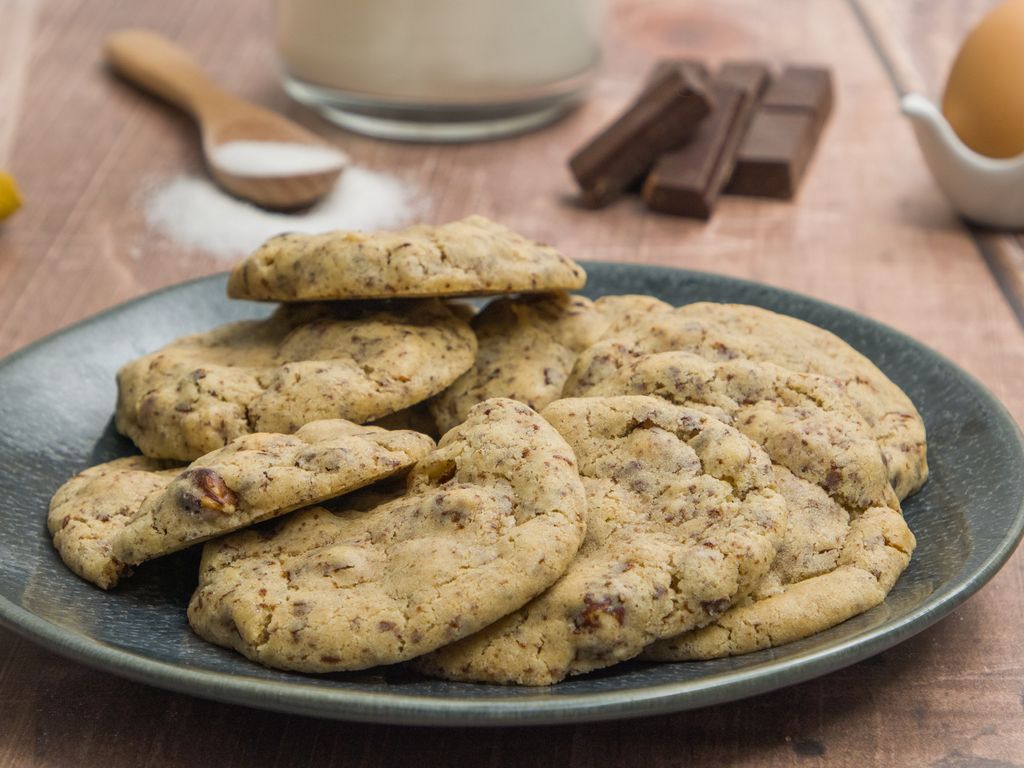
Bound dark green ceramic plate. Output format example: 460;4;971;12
1;265;1021;727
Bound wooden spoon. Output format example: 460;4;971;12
105;29;347;210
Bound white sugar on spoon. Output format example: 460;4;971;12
106;29;347;210
209;141;348;178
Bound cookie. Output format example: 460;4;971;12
416;396;788;685
49;421;434;589
430;293;672;434
643;465;915;660
567;351;899;511
115;299;474;461
47;457;183;589
186;398;588;672
114;421;435;572
567;302;928;500
226;215;587;302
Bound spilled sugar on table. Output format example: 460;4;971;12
1;0;1023;766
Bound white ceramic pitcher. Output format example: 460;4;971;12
902;93;1024;229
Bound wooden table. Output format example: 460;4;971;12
2;1;1022;765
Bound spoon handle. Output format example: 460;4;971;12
105;29;240;120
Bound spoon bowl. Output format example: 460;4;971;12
105;29;346;210
203;116;346;210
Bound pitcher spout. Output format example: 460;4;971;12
901;94;977;172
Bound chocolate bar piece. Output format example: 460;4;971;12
724;111;818;199
642;82;752;219
762;66;833;130
569;66;713;208
639;61;771;219
726;65;833;199
717;61;772;99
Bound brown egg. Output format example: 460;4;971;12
942;0;1024;158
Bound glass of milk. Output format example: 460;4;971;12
275;0;605;141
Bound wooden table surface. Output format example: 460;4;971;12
2;1;1023;765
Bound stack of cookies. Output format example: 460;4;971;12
48;215;926;685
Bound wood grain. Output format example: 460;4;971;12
1;1;1023;766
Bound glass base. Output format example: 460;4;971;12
281;74;587;143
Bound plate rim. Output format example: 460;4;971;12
2;264;1022;727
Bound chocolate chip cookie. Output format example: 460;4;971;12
644;465;915;660
417;396;788;685
116;299;474;461
48;456;182;589
186;398;588;672
567;350;899;512
49;421;433;588
226;216;587;302
567;302;927;500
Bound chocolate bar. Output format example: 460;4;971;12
724;111;818;199
640;61;771;219
642;82;752;219
569;66;713;208
726;65;833;199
